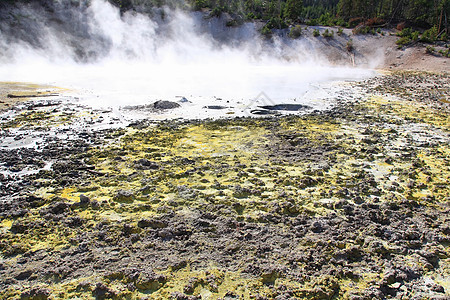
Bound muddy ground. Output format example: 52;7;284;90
0;71;449;299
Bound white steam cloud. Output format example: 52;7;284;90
0;0;374;113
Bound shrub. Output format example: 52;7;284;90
226;19;240;27
411;31;420;41
264;17;287;30
426;45;435;54
346;39;354;52
289;25;302;39
193;0;209;10
313;29;320;37
438;49;450;58
317;12;336;27
337;27;344;36
396;36;411;48
352;24;370;35
336;19;347;27
395;28;420;48
421;26;438;43
209;6;225;18
306;19;318;26
322;29;334;38
246;12;256;20
261;25;272;36
397;27;412;37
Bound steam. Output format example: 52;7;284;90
0;0;373;111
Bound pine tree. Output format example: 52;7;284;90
284;0;303;21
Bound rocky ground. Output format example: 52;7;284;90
0;71;449;299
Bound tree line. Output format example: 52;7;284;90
2;0;449;34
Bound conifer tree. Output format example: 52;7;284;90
284;0;303;21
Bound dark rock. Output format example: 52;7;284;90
259;104;311;111
204;105;228;109
250;109;277;115
170;292;191;300
122;223;134;236
90;200;100;209
259;266;280;284
153;100;180;110
429;283;445;293
169;259;187;271
40;201;71;216
310;221;325;233
15;269;33;280
79;194;90;206
114;190;134;202
135;159;159;170
65;216;84;228
92;282;116;299
137;218;168;229
20;286;50;300
130;234;140;243
10;221;28;234
135;272;166;290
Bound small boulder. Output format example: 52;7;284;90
114;190;134;202
153;100;180;110
79;194;90;206
135;159;159;170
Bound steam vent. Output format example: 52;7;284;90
0;0;449;299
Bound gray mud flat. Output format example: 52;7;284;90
0;72;449;299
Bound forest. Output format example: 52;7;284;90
1;0;449;39
105;0;450;39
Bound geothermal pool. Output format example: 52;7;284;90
0;0;373;120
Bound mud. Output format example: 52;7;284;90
0;71;449;299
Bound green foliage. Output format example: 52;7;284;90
306;19;318;26
346;38;354;51
396;27;421;47
209;6;226;18
397;27;413;38
335;18;348;27
322;28;334;38
336;0;449;30
421;26;438;43
105;0;450;40
284;0;303;22
337;27;344;35
438;48;450;57
317;12;336;26
260;25;272;36
193;0;209;10
352;24;370;35
395;24;448;48
396;36;412;48
304;11;347;27
313;29;320;36
265;17;288;29
426;45;436;54
246;12;256;19
289;25;303;38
